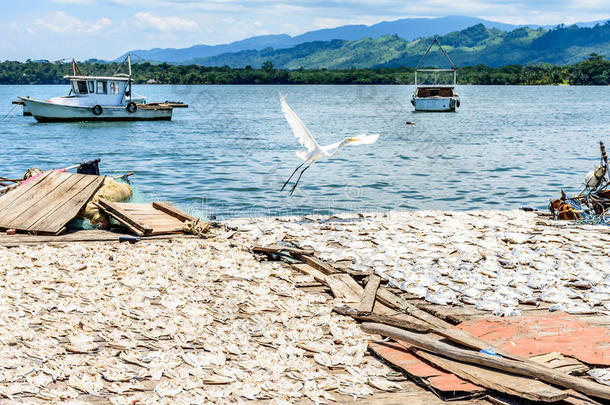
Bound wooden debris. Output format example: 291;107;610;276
408;344;567;402
455;313;610;366
334;306;430;333
369;341;485;395
361;322;610;400
291;253;338;275
358;274;381;315
375;286;527;362
97;199;193;236
252;244;314;256
0;171;105;235
530;352;589;375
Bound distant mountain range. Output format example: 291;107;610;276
118;16;535;63
118;16;610;68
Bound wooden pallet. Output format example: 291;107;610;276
0;171;105;235
96;199;195;236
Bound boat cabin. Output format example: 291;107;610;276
64;75;130;107
415;87;455;98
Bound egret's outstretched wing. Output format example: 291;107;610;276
280;96;320;154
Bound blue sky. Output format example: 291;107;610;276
2;0;609;61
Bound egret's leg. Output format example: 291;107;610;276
290;163;313;195
281;161;306;191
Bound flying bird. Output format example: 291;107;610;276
280;95;379;195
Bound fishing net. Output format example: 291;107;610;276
565;197;610;226
79;177;133;225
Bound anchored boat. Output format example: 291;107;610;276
18;56;186;122
411;38;460;112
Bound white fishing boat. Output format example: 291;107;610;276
411;38;460;112
18;56;184;122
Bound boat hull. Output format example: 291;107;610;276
19;98;172;122
412;97;458;112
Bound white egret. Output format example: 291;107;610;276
280;95;379;195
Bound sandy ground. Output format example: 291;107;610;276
0;230;397;404
228;210;610;316
1;209;609;403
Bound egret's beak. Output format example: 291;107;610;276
348;137;359;142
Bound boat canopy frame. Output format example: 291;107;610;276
415;37;457;87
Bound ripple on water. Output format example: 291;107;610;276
1;84;608;217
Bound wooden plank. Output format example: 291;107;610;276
94;202;144;236
369;341;484;394
358;274;381;315
361;322;609;401
292;254;338;275
0;171;53;215
152;202;195;222
375;286;526;362
334;306;430;333
98;201;190;236
456;313;610;367
530;352;589;375
327;273;363;303
563;389;604;405
0;172;105;234
0;230;195;246
24;175;104;233
98;199;153;233
408;345;567;402
253;245;314;256
291;263;330;286
0;171;70;226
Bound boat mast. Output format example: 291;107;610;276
128;54;132;100
415;37;457;86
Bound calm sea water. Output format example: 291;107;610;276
1;84;608;218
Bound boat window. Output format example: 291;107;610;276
87;81;95;93
96;80;107;94
76;80;88;94
109;81;120;95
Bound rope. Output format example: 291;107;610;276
183;218;210;237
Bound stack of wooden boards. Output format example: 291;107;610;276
0;171;104;235
253;244;610;404
94;199;195;237
0;170;196;237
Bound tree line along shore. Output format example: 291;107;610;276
1;54;608;85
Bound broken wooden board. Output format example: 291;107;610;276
369;341;485;396
455;312;610;366
358;274;381;315
0;229;196;246
97;199;191;236
0;171;105;235
530;352;589;375
402;343;568;402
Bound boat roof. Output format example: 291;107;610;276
64;75;130;81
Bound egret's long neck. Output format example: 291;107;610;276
328;138;351;157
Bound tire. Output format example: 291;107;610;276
92;105;103;116
126;102;137;113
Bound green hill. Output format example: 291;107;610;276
190;23;610;69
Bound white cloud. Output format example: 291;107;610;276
34;11;112;34
134;12;201;33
